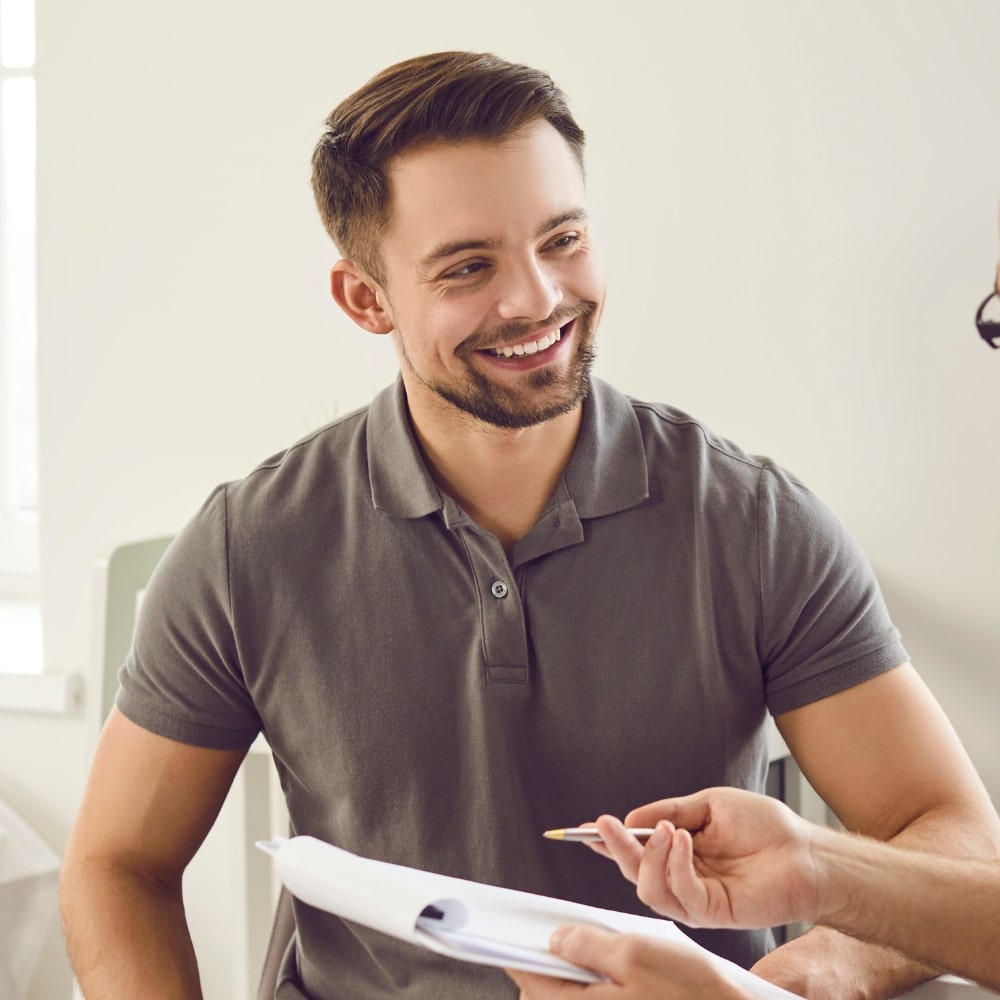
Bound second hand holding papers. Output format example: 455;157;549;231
257;835;801;996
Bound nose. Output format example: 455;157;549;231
494;257;562;322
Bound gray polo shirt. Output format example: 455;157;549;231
119;376;907;998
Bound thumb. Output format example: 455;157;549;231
549;925;619;977
626;792;712;832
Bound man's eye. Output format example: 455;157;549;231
548;233;581;250
444;261;488;279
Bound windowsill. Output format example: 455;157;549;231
0;671;82;714
0;598;82;714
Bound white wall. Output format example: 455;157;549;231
4;1;998;996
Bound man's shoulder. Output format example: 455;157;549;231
614;387;770;476
221;400;374;513
253;404;370;479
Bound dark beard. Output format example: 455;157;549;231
428;301;599;430
432;342;596;429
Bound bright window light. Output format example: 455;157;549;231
0;0;40;605
2;76;37;512
0;0;36;69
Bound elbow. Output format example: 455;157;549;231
888;795;1000;860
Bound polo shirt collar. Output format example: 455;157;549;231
367;375;649;521
367;378;443;519
565;377;650;518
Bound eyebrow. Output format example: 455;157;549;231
417;208;589;272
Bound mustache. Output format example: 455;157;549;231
456;300;598;356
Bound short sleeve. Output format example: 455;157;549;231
115;484;261;749
758;463;909;716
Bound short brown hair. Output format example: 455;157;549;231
310;51;586;282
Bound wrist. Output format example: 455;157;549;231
808;824;903;938
807;823;862;929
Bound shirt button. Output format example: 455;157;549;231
490;580;509;599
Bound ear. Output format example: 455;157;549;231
330;260;394;334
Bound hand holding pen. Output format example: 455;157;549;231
545;789;821;931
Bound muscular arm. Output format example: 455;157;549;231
60;709;249;999
508;785;1000;1000
755;663;1000;998
813;824;1000;992
587;787;1000;992
775;664;999;851
609;665;1000;999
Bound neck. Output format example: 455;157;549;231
405;390;583;553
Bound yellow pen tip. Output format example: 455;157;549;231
542;829;566;840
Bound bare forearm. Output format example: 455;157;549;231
61;863;203;999
754;922;941;1000
760;807;1000;999
814;827;1000;991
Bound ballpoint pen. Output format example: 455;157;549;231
543;827;657;843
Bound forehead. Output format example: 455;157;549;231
381;121;587;266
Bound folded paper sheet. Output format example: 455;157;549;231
258;835;801;996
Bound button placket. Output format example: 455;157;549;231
458;531;529;685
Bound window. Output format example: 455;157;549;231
0;0;41;676
0;0;38;589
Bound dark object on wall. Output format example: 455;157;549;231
976;290;999;349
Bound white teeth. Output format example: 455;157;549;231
491;328;561;359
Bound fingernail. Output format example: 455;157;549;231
649;819;674;847
549;928;566;953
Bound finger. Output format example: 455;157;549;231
593;815;644;883
553;925;727;995
664;827;714;925
549;925;622;981
624;791;713;833
566;821;613;859
633;821;687;919
582;822;613;860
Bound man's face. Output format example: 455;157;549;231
373;121;605;430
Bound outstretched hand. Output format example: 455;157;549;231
584;787;821;930
506;926;749;1000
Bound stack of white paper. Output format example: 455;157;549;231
258;835;801;997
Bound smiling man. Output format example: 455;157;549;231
328;119;602;551
60;53;1000;1000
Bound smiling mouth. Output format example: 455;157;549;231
482;321;570;359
